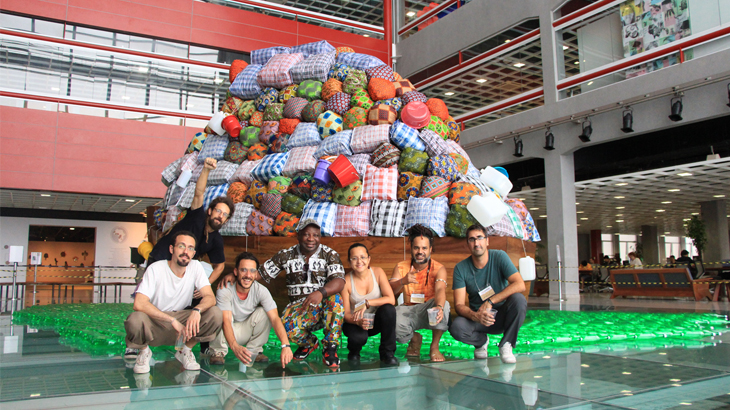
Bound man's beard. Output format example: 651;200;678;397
412;255;430;266
208;217;223;231
176;258;190;267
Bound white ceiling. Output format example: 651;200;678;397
0;189;163;216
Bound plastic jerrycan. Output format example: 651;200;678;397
466;192;508;227
480;166;513;199
519;256;536;281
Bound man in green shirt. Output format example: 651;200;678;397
449;224;526;363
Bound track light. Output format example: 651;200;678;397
668;96;683;121
544;128;555;150
513;136;524;157
578;118;592;142
621;108;634;133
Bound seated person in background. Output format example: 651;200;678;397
666;255;677;267
579;260;594;291
449;224;527;364
125;231;222;374
628;252;643;269
341;243;398;366
676;250;693;263
209;252;293;368
614;253;623;266
602;255;611;266
389;224;450;362
259;220;346;368
676;250;697;277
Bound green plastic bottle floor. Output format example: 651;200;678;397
2;295;730;409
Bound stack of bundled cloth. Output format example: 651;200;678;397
158;40;540;242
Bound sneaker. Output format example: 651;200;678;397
124;348;139;360
293;339;319;361
380;354;398;366
133;347;153;374
209;351;226;365
474;336;489;359
322;343;340;368
175;348;201;371
501;363;516;382
174;370;200;386
499;342;516;364
255;352;269;363
133;373;152;390
347;353;361;366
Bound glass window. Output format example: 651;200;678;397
0;12;65;37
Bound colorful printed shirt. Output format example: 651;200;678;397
261;244;345;304
396;259;444;305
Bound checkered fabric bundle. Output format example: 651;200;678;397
220;202;255;236
207;160;238;185
313;130;353;159
181;152;199;172
403;196;449;237
231;160;262;187
163;183;185;209
393;80;415;97
198;135;229;163
202;183;230;211
292;40;335;58
368;199;406;237
260;192;283;219
419;129;450;157
282;146;318;177
368;104;397;125
390;121;427;152
486;209;524;239
298;200;338;236
350;124;390;154
251;46;291;66
345;154;371;177
190;163;204;183
161;156;184;187
361;164;398;201
229;65;264;99
288;123;322;147
336;52;384;70
256;53;303;89
250;152;289;182
290;51;335;83
374;97;402;113
334;202;371;237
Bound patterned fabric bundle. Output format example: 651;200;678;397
366;64;395;82
350;89;374;110
224;141;248;164
335;46;355;55
398;147;429;174
419;175;450;198
446;116;460;142
250;46;291;66
246;142;268;161
198;135;229;162
336;52;384;70
403;196;449;237
328;63;351;82
506;198;540;242
229;64;264;99
374;97;402;112
334;202;370;237
237;100;256;121
267;175;291;194
290;174;313;199
449;153;468;174
302;100;326;122
243;180;268;209
282;146;318;177
325;92;351;115
260;192;283;219
298;200;338;236
368;199;406;237
361;164;398;201
401;91;428;104
351;124;390;153
263;103;284;121
279;118;300;135
343;107;368;129
310;181;333;202
297;80;323;101
343;69;368;94
256;53;304;89
161;156;184;187
425;98;449;121
332;179;362;206
419;129;450;157
250;152;289;182
449;182;480;205
255;87;279;112
393;79;415;97
425;115;449;139
288;123;322;147
316;111;344;138
274;212;300;237
258;121;279;144
239;126;260;147
321;79;344;102
370;142;401;168
230;159;261;187
222;96;245;116
290;51;336;83
227;182;248;204
229;60;248;83
390;121;427;151
278;84;299;104
207;160;238;185
397;172;423;201
445;204;478;238
246;209;274;236
249;111;264;127
313;130;353;159
428;155;461;182
368;78;396;101
367;104;397;125
186;132;208;153
220;202;255;236
284;97;308;120
281;192;307;216
291;40;335;58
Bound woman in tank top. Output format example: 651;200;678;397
342;243;398;366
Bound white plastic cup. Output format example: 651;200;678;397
207;111;227;136
488;308;498;321
480;166;513;199
363;313;375;330
175;333;186;351
176;169;192;188
427;307;439;326
238;350;258;372
467;192;508;227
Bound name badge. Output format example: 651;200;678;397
410;293;425;304
478;286;495;301
354;300;367;312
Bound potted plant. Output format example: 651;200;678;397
685;215;707;260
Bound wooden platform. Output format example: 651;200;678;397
223;236;536;313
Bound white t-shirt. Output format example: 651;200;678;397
216;281;277;323
630;258;643;269
137;260;210;312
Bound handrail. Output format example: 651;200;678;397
0;29;231;71
413;28;540;90
553;0;623;31
556;23;730;91
397;0;460;36
0;90;213;121
222;0;384;34
454;88;543;124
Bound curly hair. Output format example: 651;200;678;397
406;224;434;247
208;196;235;219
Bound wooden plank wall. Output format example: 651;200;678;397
223;236;536;314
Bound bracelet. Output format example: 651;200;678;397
319;288;328;298
365;299;370;308
435;279;448;285
400;277;406;286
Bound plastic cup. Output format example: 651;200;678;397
488;308;498;321
239;350;258;372
175;333;186;351
363;313;375;330
427;307;439;326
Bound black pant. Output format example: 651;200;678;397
449;293;527;348
343;304;396;359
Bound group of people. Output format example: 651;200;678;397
124;158;527;375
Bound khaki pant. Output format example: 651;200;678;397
210;306;271;355
124;307;222;349
395;299;450;344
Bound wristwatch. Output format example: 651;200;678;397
192;307;201;314
281;344;291;349
486;298;493;306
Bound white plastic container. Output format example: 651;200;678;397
207;111;227;136
480;166;513;199
466;192;508;227
176;169;192;188
519;256;536;281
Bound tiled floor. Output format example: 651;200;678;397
1;294;728;409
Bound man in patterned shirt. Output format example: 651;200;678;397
259;219;346;367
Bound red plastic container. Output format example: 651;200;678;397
400;101;431;129
328;155;359;188
221;115;242;138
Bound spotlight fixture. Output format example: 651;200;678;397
668;95;683;121
544;128;555;150
621;107;634;133
513;136;524;157
578;118;592;142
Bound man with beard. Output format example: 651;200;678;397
449;224;526;363
389;224;450;361
125;231;222;374
209;252;293;368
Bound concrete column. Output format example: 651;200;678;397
578;233;590;263
536;218;548;267
700;200;730;263
590;230;602;262
545;152;579;298
539;7;559;106
658;236;667;264
641;225;659;266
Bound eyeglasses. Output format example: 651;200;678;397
467;236;487;244
175;244;196;253
213;208;230;219
349;256;369;262
237;268;258;275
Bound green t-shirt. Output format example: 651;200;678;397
452;250;518;311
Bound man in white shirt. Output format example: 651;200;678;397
125;231;222;374
209;252;293;367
